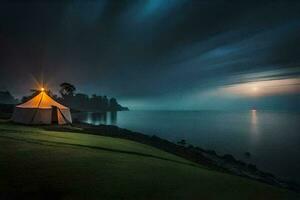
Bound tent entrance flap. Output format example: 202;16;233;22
51;106;59;124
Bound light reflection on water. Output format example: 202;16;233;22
77;112;117;125
73;110;300;182
251;110;257;125
251;110;259;134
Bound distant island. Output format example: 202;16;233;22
0;82;129;113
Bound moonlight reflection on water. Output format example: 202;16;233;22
73;110;300;182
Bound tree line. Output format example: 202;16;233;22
56;83;128;111
20;82;128;112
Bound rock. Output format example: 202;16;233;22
223;154;236;162
177;139;186;146
248;164;257;171
206;149;217;156
244;152;251;157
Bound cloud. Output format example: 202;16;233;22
0;0;300;110
222;78;300;97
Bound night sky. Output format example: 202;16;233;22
0;0;299;110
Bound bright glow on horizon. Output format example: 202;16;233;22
252;86;258;92
223;78;300;97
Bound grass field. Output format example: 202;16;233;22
0;122;298;199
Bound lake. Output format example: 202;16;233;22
73;110;300;182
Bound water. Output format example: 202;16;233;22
73;110;300;182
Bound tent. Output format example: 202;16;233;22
12;90;72;125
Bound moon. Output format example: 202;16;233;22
252;87;258;92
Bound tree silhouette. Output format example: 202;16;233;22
30;89;40;93
109;98;119;110
59;82;76;97
21;89;41;102
30;82;130;111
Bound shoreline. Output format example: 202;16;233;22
44;122;299;192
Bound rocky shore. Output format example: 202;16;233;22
45;122;299;192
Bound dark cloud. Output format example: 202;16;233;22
0;0;299;109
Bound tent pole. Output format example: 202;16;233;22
30;92;44;123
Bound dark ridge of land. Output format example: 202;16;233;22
43;122;299;192
2;122;298;200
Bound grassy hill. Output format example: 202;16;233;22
0;122;298;199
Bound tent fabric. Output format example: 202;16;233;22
16;92;68;109
12;91;72;125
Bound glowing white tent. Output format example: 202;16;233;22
12;90;72;125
